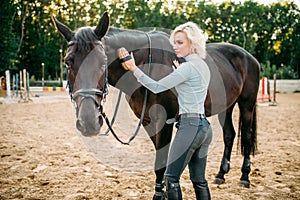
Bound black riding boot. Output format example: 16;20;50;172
153;182;165;200
164;177;182;200
192;181;211;200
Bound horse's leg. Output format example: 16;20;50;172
144;123;173;200
214;104;236;185
237;102;257;188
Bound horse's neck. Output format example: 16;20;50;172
104;28;149;95
106;27;148;51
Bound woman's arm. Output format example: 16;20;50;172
118;47;186;94
133;68;186;94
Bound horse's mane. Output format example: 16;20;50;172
74;27;99;52
106;27;146;39
107;27;170;41
73;26;170;53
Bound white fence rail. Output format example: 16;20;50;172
259;79;300;93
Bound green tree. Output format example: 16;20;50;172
0;1;18;75
0;0;298;80
255;1;300;78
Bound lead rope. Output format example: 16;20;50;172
101;90;122;136
102;32;152;145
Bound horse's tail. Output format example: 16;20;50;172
237;104;257;156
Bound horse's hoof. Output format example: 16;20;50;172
214;177;225;185
239;180;250;188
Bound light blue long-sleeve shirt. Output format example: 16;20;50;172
133;54;210;115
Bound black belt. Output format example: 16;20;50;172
166;113;206;124
180;113;206;119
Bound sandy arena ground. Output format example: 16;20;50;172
0;90;299;200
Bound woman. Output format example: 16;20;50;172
118;22;212;200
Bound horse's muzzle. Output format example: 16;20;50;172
76;117;103;136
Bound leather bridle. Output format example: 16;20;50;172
67;33;152;145
67;40;108;119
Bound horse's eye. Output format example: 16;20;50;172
65;63;70;70
64;57;74;69
65;60;72;69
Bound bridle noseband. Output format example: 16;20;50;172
71;88;107;116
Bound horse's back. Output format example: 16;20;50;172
204;43;260;116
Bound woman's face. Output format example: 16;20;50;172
173;31;191;58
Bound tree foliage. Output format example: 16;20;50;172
0;0;299;80
0;0;18;74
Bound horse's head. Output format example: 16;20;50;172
53;12;110;136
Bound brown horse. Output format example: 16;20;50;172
53;12;260;199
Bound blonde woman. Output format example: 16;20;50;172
119;22;212;200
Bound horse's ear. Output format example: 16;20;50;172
52;16;74;42
94;12;110;39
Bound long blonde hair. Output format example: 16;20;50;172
170;22;207;59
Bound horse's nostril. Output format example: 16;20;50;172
99;117;103;126
76;120;85;132
76;118;101;136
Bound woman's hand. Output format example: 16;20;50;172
118;47;137;71
173;60;180;68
